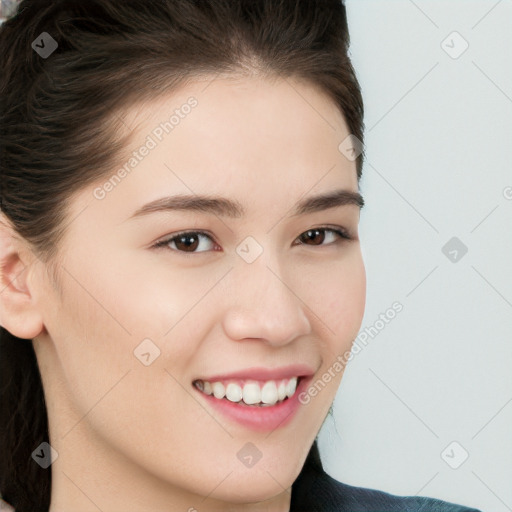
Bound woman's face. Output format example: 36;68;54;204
31;75;366;510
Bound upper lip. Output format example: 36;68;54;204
194;364;316;383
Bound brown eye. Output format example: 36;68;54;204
153;231;217;253
153;226;350;254
174;233;200;252
300;229;326;245
296;227;350;247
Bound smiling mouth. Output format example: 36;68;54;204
192;376;302;407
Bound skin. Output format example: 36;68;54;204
0;74;366;512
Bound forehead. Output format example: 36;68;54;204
66;75;358;230
127;73;348;135
120;74;356;186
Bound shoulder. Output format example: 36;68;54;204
291;465;482;512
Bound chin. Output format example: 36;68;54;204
216;478;290;504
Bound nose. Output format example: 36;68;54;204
221;256;312;347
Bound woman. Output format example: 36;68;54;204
0;1;482;511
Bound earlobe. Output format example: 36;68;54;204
0;215;45;340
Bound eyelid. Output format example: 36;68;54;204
152;230;218;252
151;225;353;254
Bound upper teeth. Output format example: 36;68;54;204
194;377;299;406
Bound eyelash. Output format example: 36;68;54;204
152;226;352;255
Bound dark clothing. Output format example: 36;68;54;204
290;441;482;512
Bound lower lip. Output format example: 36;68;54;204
193;376;312;432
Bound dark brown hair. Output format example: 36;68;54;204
0;0;364;510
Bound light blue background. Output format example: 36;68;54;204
319;2;512;511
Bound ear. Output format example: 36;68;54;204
0;212;45;340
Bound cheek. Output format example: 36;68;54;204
97;252;225;339
331;258;366;337
44;268;203;458
42;255;159;408
295;254;365;409
301;249;366;347
48;253;222;421
48;281;133;396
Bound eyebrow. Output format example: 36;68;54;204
128;189;364;220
